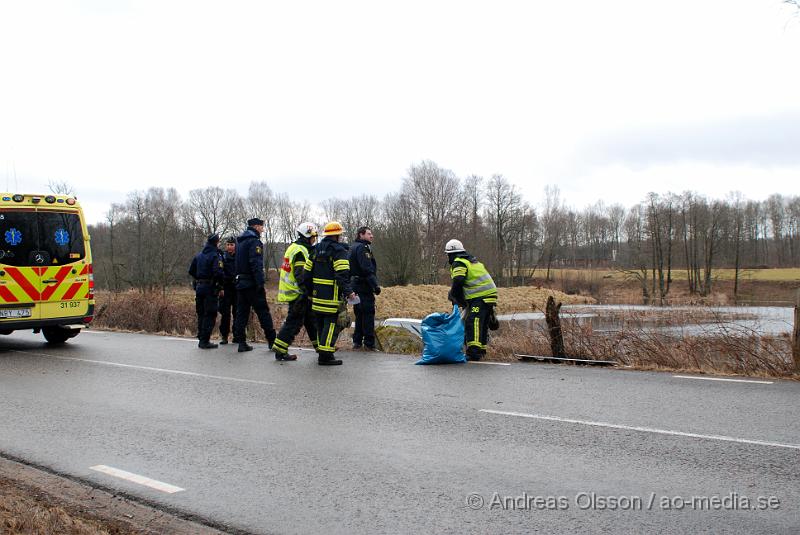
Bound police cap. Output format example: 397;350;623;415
207;233;220;245
247;217;265;227
225;236;236;244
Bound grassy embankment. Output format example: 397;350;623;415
93;275;797;378
0;475;136;535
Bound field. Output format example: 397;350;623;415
534;268;800;282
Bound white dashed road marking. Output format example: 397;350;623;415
480;409;800;450
90;465;184;493
13;351;277;386
673;375;773;385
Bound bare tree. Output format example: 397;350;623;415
47;180;75;195
402;160;461;283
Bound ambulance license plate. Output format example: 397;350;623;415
0;308;32;318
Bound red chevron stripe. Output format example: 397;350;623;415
41;266;73;301
61;281;84;301
0;285;18;303
79;264;88;275
5;268;39;301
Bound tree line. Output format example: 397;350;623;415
85;160;799;299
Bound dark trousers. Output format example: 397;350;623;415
464;298;490;358
234;286;276;345
195;291;219;343
315;312;341;355
352;292;376;348
218;283;238;339
274;297;317;355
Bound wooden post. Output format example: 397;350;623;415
793;289;800;373
545;295;566;358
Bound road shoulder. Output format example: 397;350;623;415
0;454;227;535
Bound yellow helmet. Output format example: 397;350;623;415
322;220;344;236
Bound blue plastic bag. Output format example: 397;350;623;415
416;305;467;365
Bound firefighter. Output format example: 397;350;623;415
349;225;381;350
218;236;238;344
303;220;355;366
189;234;225;349
272;222;319;361
233;217;277;353
445;239;498;361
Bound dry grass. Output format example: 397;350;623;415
92;285;589;340
375;284;592;319
0;477;139;535
487;309;796;378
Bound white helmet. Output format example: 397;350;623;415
296;222;318;238
444;239;465;254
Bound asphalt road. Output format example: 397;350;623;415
1;329;798;534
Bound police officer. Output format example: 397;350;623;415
233;217;277;353
217;236;238;344
189;234;225;349
445;239;498;361
349;226;381;351
272;222;319;361
303;220;354;366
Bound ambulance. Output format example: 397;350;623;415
0;193;94;343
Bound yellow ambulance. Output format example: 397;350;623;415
0;193;94;343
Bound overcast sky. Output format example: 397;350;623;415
1;0;798;224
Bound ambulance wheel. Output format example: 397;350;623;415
42;327;71;345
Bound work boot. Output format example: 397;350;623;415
318;352;342;366
352;344;362;351
275;351;298;361
363;346;381;352
198;341;218;349
219;337;228;345
238;342;253;352
466;349;482;361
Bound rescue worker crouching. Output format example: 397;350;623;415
233;217;277;353
349;225;381;351
445;239;498;361
272;222;319;361
303;220;355;366
189;234;225;349
218;236;238;344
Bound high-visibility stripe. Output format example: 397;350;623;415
312;278;334;285
41;266;72;301
0;285;18;303
61;281;84;301
6;268;39;301
79;264;89;275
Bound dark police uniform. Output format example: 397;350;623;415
233;222;277;350
303;236;352;364
218;241;238;343
273;236;317;359
349;237;380;349
189;235;225;348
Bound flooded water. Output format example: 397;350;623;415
498;305;794;337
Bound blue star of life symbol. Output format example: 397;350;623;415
54;228;70;246
4;228;22;246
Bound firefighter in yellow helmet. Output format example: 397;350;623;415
445;239;498;361
272;222;318;361
303;221;355;365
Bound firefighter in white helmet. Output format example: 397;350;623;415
445;239;499;361
272;222;319;361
